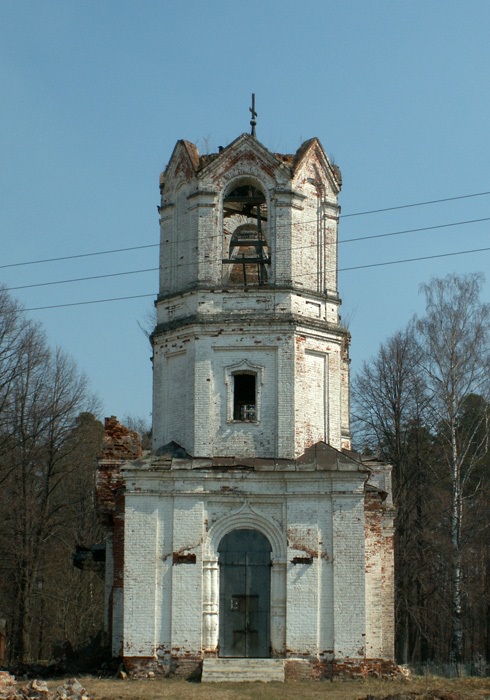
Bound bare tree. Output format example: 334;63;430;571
0;287;41;474
352;329;437;662
352;326;427;465
416;273;490;664
122;414;152;450
352;274;490;665
0;286;104;662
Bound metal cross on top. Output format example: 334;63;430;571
249;93;257;137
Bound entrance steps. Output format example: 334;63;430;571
202;657;285;682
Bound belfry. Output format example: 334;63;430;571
97;105;396;681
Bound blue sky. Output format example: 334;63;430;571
2;1;490;425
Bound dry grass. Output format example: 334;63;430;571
46;675;490;700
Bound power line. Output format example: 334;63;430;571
340;216;490;244
24;244;490;311
25;293;155;312
5;189;490;309
4;213;490;288
2;189;490;272
9;214;490;293
340;190;490;218
0;243;159;271
8;267;158;292
339;245;490;272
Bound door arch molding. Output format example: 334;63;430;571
204;502;286;562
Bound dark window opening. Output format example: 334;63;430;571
233;373;256;421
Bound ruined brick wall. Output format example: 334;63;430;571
381;509;395;659
340;334;352;450
364;476;395;660
290;141;340;296
122;494;161;657
111;490;125;656
96;417;142;656
158;143;200;297
97;416;142;524
331;491;367;658
285;495;333;653
365;490;385;657
293;332;345;453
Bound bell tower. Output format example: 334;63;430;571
99;113;395;680
152;130;351;459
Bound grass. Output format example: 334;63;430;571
46;675;490;699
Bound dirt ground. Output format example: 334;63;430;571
46;675;490;700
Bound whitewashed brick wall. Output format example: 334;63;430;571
152;321;347;459
121;468;378;662
123;495;160;656
332;494;367;657
170;498;204;652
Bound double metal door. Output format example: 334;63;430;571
218;529;271;658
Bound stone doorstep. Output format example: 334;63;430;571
202;657;285;683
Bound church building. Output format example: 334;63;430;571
97;110;396;681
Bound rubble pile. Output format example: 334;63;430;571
0;673;90;700
0;673;15;698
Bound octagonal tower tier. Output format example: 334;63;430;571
152;133;350;460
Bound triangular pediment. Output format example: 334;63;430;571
291;137;342;195
198;133;290;180
160;140;199;190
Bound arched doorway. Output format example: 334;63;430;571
218;529;271;658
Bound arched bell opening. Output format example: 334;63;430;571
222;183;270;287
218;529;271;658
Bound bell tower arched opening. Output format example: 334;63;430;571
222;182;270;287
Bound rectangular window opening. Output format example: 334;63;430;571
233;373;256;421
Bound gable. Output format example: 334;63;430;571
291;137;342;196
160;139;199;193
198;133;291;188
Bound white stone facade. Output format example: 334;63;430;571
98;132;395;679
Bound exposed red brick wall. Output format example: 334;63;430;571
96;416;141;525
99;416;142;462
96;417;141;655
